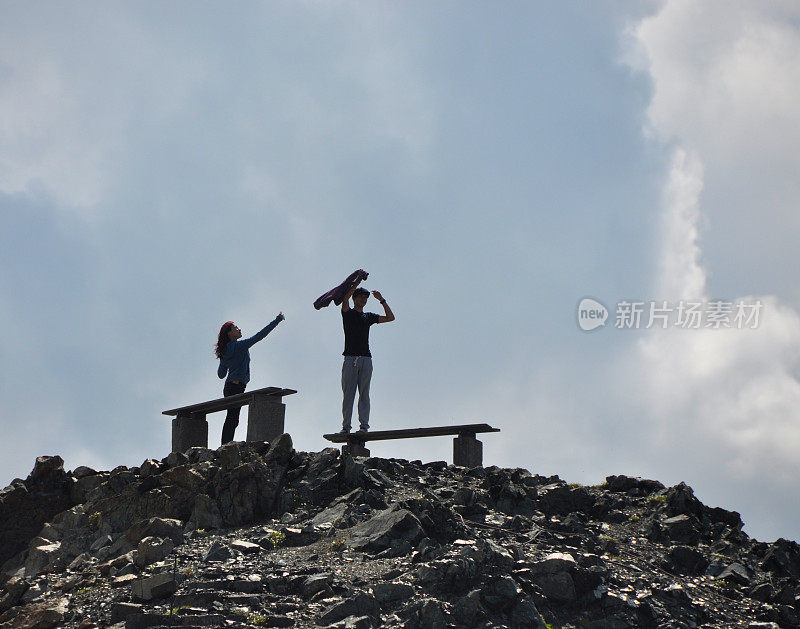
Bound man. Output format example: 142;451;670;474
340;276;395;434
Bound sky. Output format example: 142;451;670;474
2;1;799;543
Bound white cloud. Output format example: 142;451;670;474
636;151;800;487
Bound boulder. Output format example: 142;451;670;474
131;572;178;601
134;536;174;568
265;433;294;465
348;507;424;553
662;514;701;545
8;596;68;629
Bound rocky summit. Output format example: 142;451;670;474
1;436;799;628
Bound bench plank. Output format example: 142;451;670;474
163;387;297;417
323;423;499;444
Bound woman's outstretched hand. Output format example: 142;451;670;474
278;312;285;321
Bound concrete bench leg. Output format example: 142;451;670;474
343;440;370;458
246;395;285;443
454;433;482;467
172;414;208;453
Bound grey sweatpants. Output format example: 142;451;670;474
341;356;373;430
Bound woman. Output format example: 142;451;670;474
215;312;285;444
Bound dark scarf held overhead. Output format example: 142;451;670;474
313;269;369;310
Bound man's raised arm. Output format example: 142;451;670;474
341;271;365;312
372;291;395;323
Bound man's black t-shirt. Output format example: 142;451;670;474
342;309;380;357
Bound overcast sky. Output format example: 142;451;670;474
2;1;799;543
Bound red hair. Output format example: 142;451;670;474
215;321;234;359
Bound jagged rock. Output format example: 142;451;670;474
301;573;332;598
138;459;162;478
667;545;709;575
537;483;594;516
130;572;177;601
281;526;321;547
530;552;578;603
160;465;204;490
718;562;751;586
230;539;261;554
318;592;378;624
0;442;796;628
482;575;521;608
23;542;61;577
164;451;189;468
0;457;75;567
405;598;446;629
203;540;235;562
604;475;665;494
666;482;703;518
190;493;223;530
0;577;30;612
186;447;216;464
110;601;142;623
348;506;424;553
451;589;484;626
134;536;174;567
661;514;701;544
125;612;174;629
761;538;800;579
5;596;68;628
511;596;546;628
119;517;184;551
265;433;294;465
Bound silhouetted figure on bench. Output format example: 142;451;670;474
215;313;284;444
340;273;394;435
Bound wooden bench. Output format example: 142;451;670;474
163;386;297;453
323;423;500;467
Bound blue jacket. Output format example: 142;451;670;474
217;316;282;384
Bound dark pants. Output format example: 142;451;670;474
221;381;246;445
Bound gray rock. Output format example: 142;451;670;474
373;581;414;604
718;562;751;586
110;602;142;623
125;612;174;629
203;540;235;562
451;589;483;626
160;464;204;490
90;534;113;552
130;572;178;601
139;459;162;478
191;494;223;530
186;447;216;464
302;573;333;598
604;475;665;494
265;433;294;464
661;514;701;545
348;506;424;553
134;536;174;567
164;451;189;468
530;553;577;603
511;596;546;628
24;542;61;577
667;545;709;575
318;592;378;625
0;577;30;612
230;539;261;554
413;599;446;629
11;596;68;628
216;442;244;469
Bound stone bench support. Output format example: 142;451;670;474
164;386;296;453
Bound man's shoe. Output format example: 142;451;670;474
356;427;368;434
338;428;351;435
